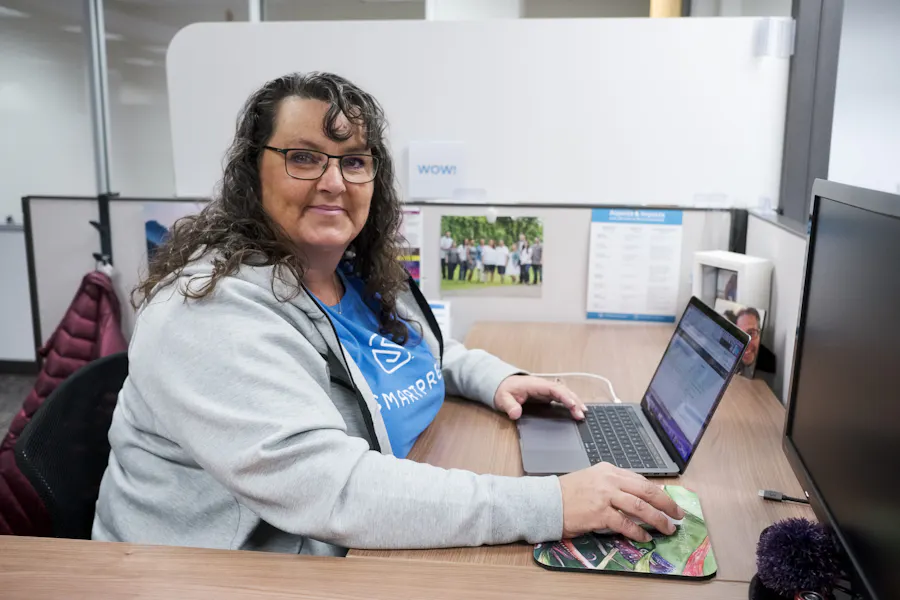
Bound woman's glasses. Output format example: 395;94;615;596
264;146;379;184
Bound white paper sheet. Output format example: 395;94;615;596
586;209;683;323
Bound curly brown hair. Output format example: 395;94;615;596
134;72;412;343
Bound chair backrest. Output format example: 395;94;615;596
14;352;128;539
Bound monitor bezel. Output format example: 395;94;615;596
782;178;900;600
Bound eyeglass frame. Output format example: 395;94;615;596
263;145;380;184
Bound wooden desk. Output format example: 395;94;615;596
0;322;810;599
0;536;751;600
352;322;813;584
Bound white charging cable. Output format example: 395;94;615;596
530;372;623;404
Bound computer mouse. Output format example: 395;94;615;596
594;512;683;536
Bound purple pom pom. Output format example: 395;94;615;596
756;518;842;596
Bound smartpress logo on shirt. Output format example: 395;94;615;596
365;333;443;412
369;334;412;374
379;360;443;411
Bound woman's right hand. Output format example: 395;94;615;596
558;462;685;542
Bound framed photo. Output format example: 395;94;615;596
714;299;766;378
439;216;544;298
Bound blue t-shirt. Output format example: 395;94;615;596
313;271;445;458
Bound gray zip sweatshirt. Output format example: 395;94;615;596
92;254;564;554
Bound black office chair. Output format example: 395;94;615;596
14;352;128;539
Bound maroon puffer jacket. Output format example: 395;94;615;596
0;270;127;536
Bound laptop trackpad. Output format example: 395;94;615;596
519;417;590;474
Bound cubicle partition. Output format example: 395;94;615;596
746;211;808;403
21;196;100;352
0;223;35;370
417;204;733;339
16;16;794;367
23;196;737;348
168;19;790;209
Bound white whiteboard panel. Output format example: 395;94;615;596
167;19;789;207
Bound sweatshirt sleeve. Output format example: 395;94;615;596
130;280;562;550
441;337;527;409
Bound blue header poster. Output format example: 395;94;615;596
586;209;684;323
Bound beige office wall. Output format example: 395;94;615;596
418;206;732;340
745;212;807;403
28;199;733;350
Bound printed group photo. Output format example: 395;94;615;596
439;216;544;298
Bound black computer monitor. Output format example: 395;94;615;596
783;179;900;600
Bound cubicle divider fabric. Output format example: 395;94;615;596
23;197;735;348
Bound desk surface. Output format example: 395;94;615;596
0;322;811;599
352;322;812;584
0;536;750;600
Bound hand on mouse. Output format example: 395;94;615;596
493;375;586;421
558;462;685;542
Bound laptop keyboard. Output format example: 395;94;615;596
578;405;668;470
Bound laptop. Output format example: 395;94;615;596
517;297;750;476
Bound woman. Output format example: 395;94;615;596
517;232;527;254
496;239;510;284
472;238;486;283
520;241;533;285
456;238;469;282
508;244;521;284
446;236;459;280
92;72;681;555
440;230;453;280
484;239;497;283
464;239;476;282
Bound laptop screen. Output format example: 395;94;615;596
643;303;745;462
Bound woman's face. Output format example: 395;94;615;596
260;97;374;256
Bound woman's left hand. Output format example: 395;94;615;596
493;375;587;421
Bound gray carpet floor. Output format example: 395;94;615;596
0;375;35;433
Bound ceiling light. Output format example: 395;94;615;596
61;25;125;41
143;45;168;55
0;5;29;18
117;83;154;106
124;57;157;67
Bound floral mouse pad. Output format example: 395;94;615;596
534;485;716;579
